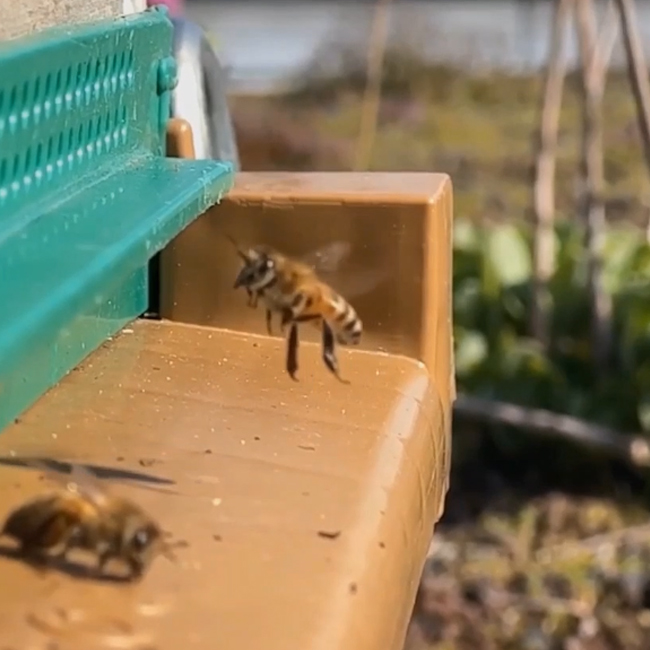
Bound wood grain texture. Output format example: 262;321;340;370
0;319;449;650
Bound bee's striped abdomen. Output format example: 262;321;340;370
286;286;362;346
329;292;362;346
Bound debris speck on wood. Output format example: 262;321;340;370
138;458;157;467
317;530;341;540
349;582;358;594
298;444;316;451
204;449;212;455
213;534;222;542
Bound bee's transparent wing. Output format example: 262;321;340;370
300;241;353;275
300;241;389;299
25;458;110;506
23;458;178;501
67;463;114;505
329;267;390;300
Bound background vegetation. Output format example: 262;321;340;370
229;20;650;650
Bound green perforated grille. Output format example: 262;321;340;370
0;9;234;433
0;11;170;217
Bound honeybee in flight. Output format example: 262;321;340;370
227;235;384;382
0;460;176;581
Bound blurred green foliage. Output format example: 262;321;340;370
453;218;650;435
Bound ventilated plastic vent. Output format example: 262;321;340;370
0;12;170;215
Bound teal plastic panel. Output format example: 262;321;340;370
0;8;234;433
0;9;174;215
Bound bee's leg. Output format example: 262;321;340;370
126;556;146;582
96;553;109;574
280;308;292;334
322;322;350;384
266;308;273;336
95;543;117;577
245;288;258;308
282;292;308;334
48;537;74;562
291;314;319;324
286;323;299;381
284;314;322;381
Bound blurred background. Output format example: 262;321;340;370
183;1;650;648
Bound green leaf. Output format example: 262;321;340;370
602;228;644;293
455;328;488;376
453;277;482;323
485;223;532;288
638;395;650;432
453;218;480;253
553;221;583;285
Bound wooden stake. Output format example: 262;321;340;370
531;0;573;347
575;0;613;372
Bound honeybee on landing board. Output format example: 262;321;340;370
226;235;386;383
0;460;176;581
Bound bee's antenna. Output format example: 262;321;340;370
223;232;250;263
162;545;177;563
161;538;185;563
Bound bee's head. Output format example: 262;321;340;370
233;246;277;291
123;518;169;577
